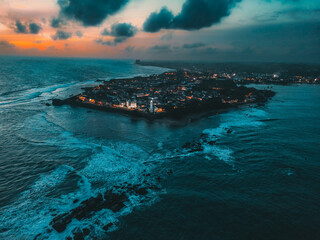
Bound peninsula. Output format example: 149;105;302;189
52;70;274;120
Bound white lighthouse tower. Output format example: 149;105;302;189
150;98;154;113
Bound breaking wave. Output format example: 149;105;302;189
0;113;170;239
188;107;269;166
0;80;95;108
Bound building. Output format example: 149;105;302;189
150;98;154;113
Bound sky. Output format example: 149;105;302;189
0;0;319;62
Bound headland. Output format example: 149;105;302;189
52;69;275;121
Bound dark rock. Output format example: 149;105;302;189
135;187;148;196
149;186;160;191
51;213;70;233
51;191;127;233
33;233;41;240
227;129;232;134
45;103;51;106
183;142;191;149
73;231;84;240
52;99;64;106
103;191;127;212
188;142;203;153
83;228;90;236
103;223;114;231
73;199;79;204
66;237;72;240
200;133;208;138
208;141;216;146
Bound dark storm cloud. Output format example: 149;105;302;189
154;21;320;62
29;23;42;34
143;8;174;33
172;0;241;30
52;30;72;40
56;0;130;26
183;42;206;49
143;0;241;32
14;21;42;34
51;17;64;28
102;23;137;38
98;23;137;46
15;20;27;33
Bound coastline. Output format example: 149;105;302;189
52;62;275;123
52;91;274;123
53;97;237;124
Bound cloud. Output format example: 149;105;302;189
29;23;42;34
56;0;130;26
102;23;137;38
15;20;27;33
14;20;42;34
203;47;218;54
183;42;206;49
95;39;115;46
143;7;174;33
101;28;110;36
0;41;16;50
51;17;64;28
160;32;174;41
98;22;137;46
0;41;16;55
148;44;172;52
76;31;83;38
143;0;241;32
125;46;135;52
95;37;127;46
52;30;72;40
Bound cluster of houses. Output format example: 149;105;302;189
75;71;255;114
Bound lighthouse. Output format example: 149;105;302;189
150;98;154;113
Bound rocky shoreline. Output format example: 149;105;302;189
48;168;174;239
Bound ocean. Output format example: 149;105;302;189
0;56;319;240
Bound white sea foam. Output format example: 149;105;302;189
0;113;169;239
0;80;95;108
201;108;268;164
203;145;234;163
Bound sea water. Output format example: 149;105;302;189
0;56;319;240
